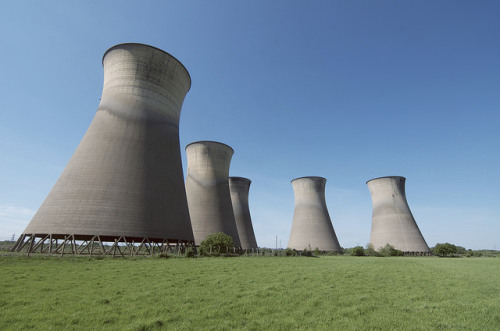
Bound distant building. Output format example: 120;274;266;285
229;177;258;250
185;141;241;248
367;176;430;255
288;177;341;252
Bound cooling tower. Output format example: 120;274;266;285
229;177;258;250
13;43;195;254
288;177;341;252
367;176;430;254
185;141;241;247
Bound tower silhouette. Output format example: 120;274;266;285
367;176;430;254
288;177;341;252
229;177;258;250
185;141;241;247
13;43;194;255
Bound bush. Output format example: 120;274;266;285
342;247;352;255
156;253;170;259
379;244;404;257
0;241;16;252
351;246;365;256
285;248;297;256
302;248;313;257
185;247;195;258
365;244;381;257
200;232;233;256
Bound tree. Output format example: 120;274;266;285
456;246;467;255
200;232;233;256
351;246;365;256
433;243;458;257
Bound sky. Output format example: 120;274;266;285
1;1;499;250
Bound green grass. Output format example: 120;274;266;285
0;256;498;330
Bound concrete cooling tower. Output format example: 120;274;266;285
367;176;430;255
288;177;341;252
229;177;258;250
13;43;195;255
185;141;241;248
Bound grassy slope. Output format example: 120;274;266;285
0;256;498;330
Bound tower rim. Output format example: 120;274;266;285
102;43;191;91
185;140;234;153
229;176;251;184
366;176;406;185
291;176;326;184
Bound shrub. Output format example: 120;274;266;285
302;248;313;257
200;232;233;256
313;247;321;256
157;253;170;259
342;247;352;255
351;246;365;256
285;248;297;256
185;247;195;258
379;244;404;257
365;244;381;257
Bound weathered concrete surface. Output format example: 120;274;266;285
367;176;430;253
229;177;258;250
288;177;341;251
22;43;195;243
185;141;241;247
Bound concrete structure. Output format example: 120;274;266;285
229;177;258;250
185;141;241;247
13;43;195;255
367;176;430;254
288;177;341;252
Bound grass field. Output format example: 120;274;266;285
0;255;498;330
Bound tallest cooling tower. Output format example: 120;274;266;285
17;43;195;248
367;176;430;254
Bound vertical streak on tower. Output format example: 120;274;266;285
288;177;341;251
229;177;258;250
185;141;241;247
20;43;194;244
367;176;430;253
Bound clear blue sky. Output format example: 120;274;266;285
1;1;499;249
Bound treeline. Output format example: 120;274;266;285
342;242;499;258
3;237;498;258
430;243;499;257
344;244;404;257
